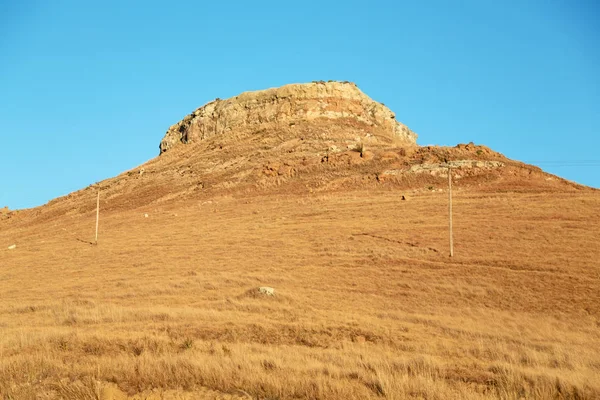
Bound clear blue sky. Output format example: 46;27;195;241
1;0;598;209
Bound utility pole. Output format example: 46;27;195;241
448;166;454;257
95;191;100;244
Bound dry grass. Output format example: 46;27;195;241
1;188;599;399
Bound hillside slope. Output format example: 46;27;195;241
0;83;598;399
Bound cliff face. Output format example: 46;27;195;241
159;81;417;154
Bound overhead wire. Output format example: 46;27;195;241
526;160;600;167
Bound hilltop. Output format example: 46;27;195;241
2;82;587;222
159;81;417;154
0;82;598;399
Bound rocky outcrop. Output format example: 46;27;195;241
159;81;417;154
408;160;505;175
379;160;505;181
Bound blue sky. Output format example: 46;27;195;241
1;0;598;209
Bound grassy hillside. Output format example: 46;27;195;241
1;188;599;399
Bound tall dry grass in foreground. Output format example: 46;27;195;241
1;189;599;399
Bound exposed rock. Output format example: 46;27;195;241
159;81;417;154
407;160;505;176
380;160;505;181
8;244;16;250
258;286;275;296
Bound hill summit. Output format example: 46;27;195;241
159;81;417;154
8;81;585;219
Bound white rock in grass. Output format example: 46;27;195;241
258;287;275;296
8;244;16;250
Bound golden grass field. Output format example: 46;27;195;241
1;184;599;399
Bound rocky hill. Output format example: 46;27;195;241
1;82;599;400
2;81;589;222
159;81;417;154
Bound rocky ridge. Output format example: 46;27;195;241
3;83;586;220
159;81;417;154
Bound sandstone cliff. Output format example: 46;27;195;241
159;81;417;154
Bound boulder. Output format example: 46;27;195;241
258;287;275;296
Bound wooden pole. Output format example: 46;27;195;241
95;191;100;244
448;166;454;257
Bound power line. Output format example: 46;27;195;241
528;161;600;167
